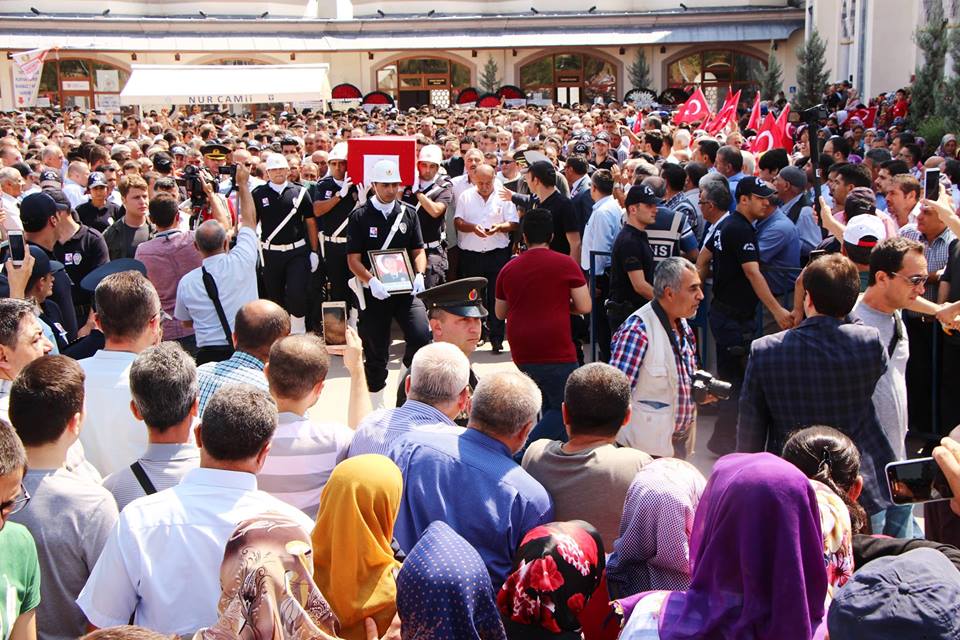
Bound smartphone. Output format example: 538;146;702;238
321;302;347;347
808;249;827;262
8;230;25;267
886;457;955;505
924;168;941;201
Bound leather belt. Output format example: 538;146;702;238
261;238;306;251
424;240;444;249
323;236;348;244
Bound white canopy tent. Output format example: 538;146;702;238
119;63;331;106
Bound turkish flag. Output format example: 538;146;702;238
751;114;781;155
775;105;792;150
674;87;711;125
746;93;762;132
862;106;878;128
632;114;643;134
706;89;741;135
346;136;417;186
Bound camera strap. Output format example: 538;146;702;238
201;266;234;347
651;299;687;364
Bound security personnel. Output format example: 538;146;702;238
396;277;485;426
346;159;431;400
252;153;319;335
401;144;454;288
311;143;359;306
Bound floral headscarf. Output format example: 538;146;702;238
196;514;340;640
497;521;605;639
810;479;854;605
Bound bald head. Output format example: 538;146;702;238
234;299;290;362
195;220;227;255
474;163;497;198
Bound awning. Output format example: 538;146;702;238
119;63;331;106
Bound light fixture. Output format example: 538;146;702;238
377;9;385;17
427;9;435;16
619;47;625;55
368;52;374;60
131;52;137;60
588;6;596;12
660;46;666;54
198;10;207;18
30;7;41;15
174;52;181;61
530;7;539;14
259;11;269;18
101;8;110;16
773;42;779;51
290;52;296;60
512;49;517;57
472;50;477;58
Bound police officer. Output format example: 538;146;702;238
311;143;359;307
346;159;431;400
401;144;454;288
252;154;319;335
396;277;485;425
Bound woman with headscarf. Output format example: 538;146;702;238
312;455;403;640
606;459;706;599
195;514;341;640
619;453;828;640
497;521;605;639
397;521;506;640
938;134;957;159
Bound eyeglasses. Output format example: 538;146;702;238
1;484;30;518
887;271;927;287
501;160;516;165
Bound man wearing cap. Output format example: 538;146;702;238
345;159;431;401
606;184;659;333
311;142;360;307
755;186;800;336
251;153;319;336
171;146;188;172
38;168;62;193
51;189;109;323
699;176;793;455
76;172;119;233
774;166;823;262
592;132;617;171
402;144;455;289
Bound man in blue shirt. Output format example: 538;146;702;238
389;370;553;586
716;145;747;213
756;191;800;335
774;166;823;261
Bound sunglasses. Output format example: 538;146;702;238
1;484;30;517
887;271;926;287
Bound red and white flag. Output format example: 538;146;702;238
746;93;762;132
775;104;792;150
12;48;48;76
674;87;711;125
751;113;780;155
706;89;741;135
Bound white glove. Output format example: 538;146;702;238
338;175;353;198
357;182;368;206
412;273;426;295
309;252;320;273
368;277;390;300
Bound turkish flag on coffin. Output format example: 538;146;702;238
674;87;711;125
346;137;417;186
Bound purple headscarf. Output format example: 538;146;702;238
658;453;827;640
607;459;707;598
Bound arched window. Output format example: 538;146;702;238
38;58;129;111
666;49;765;109
377;57;471;110
519;52;617;105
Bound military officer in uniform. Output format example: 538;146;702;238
251;153;319;335
396;277;486;426
346;159;431;401
311;142;361;311
401;144;454;288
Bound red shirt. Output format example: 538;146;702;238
495;247;586;365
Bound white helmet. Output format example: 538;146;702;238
418;144;443;165
369;159;401;183
264;153;289;171
329;142;348;162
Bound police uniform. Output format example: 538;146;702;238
395;277;486;426
251;181;314;321
401;174;454;288
311;175;358;304
346;196;431;394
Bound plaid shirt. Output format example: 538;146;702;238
899;224;956;316
609;312;698;433
737;315;894;513
196;350;268;415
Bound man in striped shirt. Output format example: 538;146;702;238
257;330;371;518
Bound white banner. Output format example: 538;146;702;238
12;48;49;108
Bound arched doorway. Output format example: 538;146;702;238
518;52;617;105
665;48;766;109
38;58;129;110
376;56;472;110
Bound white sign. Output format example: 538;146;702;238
95;94;121;112
11;48;49;108
504;98;527;108
96;69;119;92
62;80;91;91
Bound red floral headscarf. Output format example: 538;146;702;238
497;520;605;639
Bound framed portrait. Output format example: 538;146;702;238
369;249;414;294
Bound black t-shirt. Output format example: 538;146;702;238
401;176;454;244
251;182;314;245
54;225;110;306
443;157;465;178
594;155;617;171
540;191;579;256
75;200;120;233
608;224;655;309
709;210;761;311
310;176;359;237
346;200;424;271
0;242;79;341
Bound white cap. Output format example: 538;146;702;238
264;154;289;171
418;144;442;165
369;159;401;183
843;214;887;247
329;143;348;162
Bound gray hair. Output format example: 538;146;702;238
0;167;20;185
408;342;470;406
0;420;26;477
654;256;698;298
0;299;36;350
129;342;198;432
469;371;542;439
864;148;892;164
698;175;733;211
195;219;226;254
200;384;277;461
641;176;666;198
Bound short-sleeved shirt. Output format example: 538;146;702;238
539;191;579;256
402;176;455;244
495;247;586;365
0;521;41;639
346;200;424;271
755;210;800;296
310;176;358;238
54;225;110;307
609;224;655;309
135;230;203;341
251;182;313;245
102;443;201;512
76;200;120;233
709;210;761;310
103;218;155;260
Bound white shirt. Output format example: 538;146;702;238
1;192;22;231
454;186;518;252
77;467;314;636
451;174;474;201
581;195;624;271
62;178;88;210
174;227;258;347
78;350;146;476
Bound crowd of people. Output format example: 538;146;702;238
2;77;960;640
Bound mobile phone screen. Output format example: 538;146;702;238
925;169;941;201
886;457;954;505
321;302;347;346
8;231;25;266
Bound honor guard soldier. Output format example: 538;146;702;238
311;143;360;306
252;153;320;335
396;277;486;425
346;159;431;401
401;144;454;288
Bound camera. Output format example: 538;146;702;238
692;370;733;404
181;164;219;209
800;103;829;124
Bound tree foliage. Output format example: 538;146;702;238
753;40;784;101
792;29;830;110
480;57;500;94
628;49;651;89
912;1;948;127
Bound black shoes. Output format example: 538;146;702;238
491;340;504;355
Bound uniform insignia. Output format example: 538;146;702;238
261;197;270;206
399;222;407;234
468;289;478;301
370;227;378;238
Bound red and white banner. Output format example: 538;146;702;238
12;48;50;107
746;93;762;132
673;87;711;125
706;89;741;135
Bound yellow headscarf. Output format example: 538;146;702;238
312;454;403;640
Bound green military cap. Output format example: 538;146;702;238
417;277;488;318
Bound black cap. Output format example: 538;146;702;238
170;145;187;156
417;277;488;318
88;172;108;189
152;152;173;172
44;189;71;212
27;245;65;280
572;142;590;155
80;258;147;292
735;176;776;200
595;131;610;142
199;143;229;159
624;184;660;207
280;137;299;147
20;192;59;232
39;168;61;187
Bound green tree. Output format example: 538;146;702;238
628;48;651;89
753;41;784;101
941;25;960;128
911;0;948;127
480;57;499;94
792;29;830;110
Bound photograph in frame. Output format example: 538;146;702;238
369;249;414;294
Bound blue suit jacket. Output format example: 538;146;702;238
571;187;594;236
